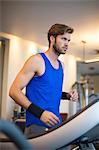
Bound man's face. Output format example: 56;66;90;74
53;33;71;55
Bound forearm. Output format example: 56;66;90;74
9;87;44;118
9;87;31;109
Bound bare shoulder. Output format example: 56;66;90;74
23;53;45;75
28;53;44;66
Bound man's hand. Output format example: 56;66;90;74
69;89;78;101
40;110;60;127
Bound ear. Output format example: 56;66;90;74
50;36;55;44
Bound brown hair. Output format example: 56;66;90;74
47;23;74;47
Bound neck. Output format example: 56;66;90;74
45;47;59;62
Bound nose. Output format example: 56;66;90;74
64;40;69;46
64;42;68;47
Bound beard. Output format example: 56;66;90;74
53;43;66;56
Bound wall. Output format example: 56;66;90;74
59;54;77;116
0;1;1;31
1;38;9;120
0;41;2;117
90;75;99;93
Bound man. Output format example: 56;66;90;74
9;23;78;137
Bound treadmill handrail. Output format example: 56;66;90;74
0;120;32;149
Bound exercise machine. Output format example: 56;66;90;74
0;98;99;150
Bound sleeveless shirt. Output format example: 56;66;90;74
26;53;64;127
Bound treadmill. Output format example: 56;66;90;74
0;98;99;150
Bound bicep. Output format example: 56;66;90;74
12;59;36;90
14;69;34;90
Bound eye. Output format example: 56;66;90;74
62;37;67;41
62;37;71;42
68;39;71;42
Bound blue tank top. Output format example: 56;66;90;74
26;53;64;127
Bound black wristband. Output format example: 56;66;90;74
61;92;71;100
27;103;45;119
